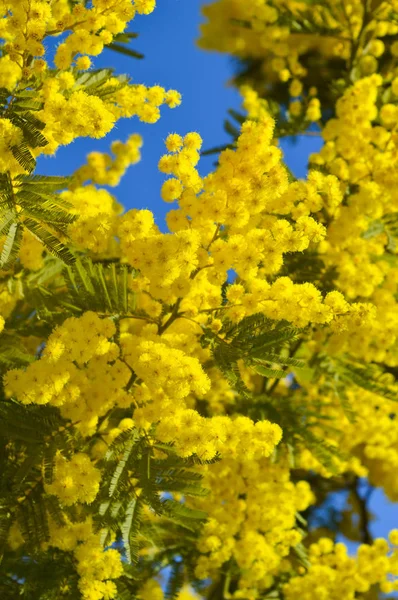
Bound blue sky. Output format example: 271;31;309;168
37;0;396;543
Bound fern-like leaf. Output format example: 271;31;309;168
121;497;143;563
23;218;75;264
0;222;22;269
11;142;36;173
165;561;185;600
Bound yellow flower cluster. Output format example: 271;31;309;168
4;312;132;435
121;228;201;302
284;537;398;599
47;517;123;600
124;338;211;399
199;0;398;369
114;119;343;329
296;383;398;501
0;0;180;178
199;0;398;90
2;309;282;462
72;134;143;188
19;230;45;271
155;411;282;461
8;516;123;600
65;186;120;255
121;330;281;459
193;457;314;596
310;75;398;301
127;121;383;333
0;282;18;318
3;0;398;598
45;452;101;506
137;580;164;600
74;536;124;600
0;54;21;89
199;0;398;354
35;78;180;157
323;287;398;366
0;0;155;74
137;581;198;600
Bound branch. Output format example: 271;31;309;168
351;477;374;545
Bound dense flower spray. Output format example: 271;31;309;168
1;1;398;599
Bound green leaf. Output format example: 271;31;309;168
64;258;134;314
18;203;75;228
10;111;46;133
210;313;301;395
0;402;62;444
11;143;36;173
162;499;207;522
16;189;73;212
97;264;113;311
27;256;64;286
227;108;246;124
224;119;240;138
16;174;71;192
254;365;287;378
9;112;47;148
293;542;311;569
121;498;142;563
109;437;139;498
0;338;34;367
201;143;234;156
75;68;130;97
75;68;114;88
339;362;397;401
13;96;44;112
0;173;15;209
362;219;384;240
252;354;306;368
23;218;76;265
112;32;139;43
0;222;22;269
106;43;144;59
0;87;11;103
165;561;185;600
0;210;16;236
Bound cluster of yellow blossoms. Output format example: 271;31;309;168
193;457;314;596
34;76;180;157
0;0;155;73
5;312;132;436
9;516;124;600
45;452;101;506
48;518;123;600
137;581;199;600
71;133;143;188
0;0;180;175
199;0;398;103
4;311;282;463
294;383;398;501
4;104;398;596
2;0;398;599
284;536;398;598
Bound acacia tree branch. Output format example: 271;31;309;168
351;477;374;545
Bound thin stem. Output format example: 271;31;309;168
351;477;374;545
157;298;182;335
267;338;304;395
206;223;221;251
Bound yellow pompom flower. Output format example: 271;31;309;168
161;178;184;202
76;56;91;70
165;133;184;152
